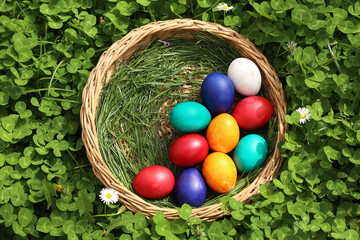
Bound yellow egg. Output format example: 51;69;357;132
202;152;237;193
206;113;240;153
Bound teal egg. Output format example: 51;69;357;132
233;134;268;173
169;101;211;133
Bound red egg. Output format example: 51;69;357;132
169;133;209;167
232;96;274;130
132;165;175;199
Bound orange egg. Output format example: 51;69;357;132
206;113;240;153
202;152;237;193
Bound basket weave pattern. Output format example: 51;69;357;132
80;19;288;221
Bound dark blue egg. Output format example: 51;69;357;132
174;168;207;207
201;72;235;115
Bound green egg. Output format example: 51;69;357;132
169;101;211;133
233;134;268;173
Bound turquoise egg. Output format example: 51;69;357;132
169;101;211;133
233;134;268;173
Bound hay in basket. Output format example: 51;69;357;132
80;19;288;221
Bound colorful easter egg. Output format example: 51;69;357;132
169;101;211;133
169;133;209;167
201;72;235;115
206;113;240;153
227;58;262;96
233;134;268;173
174;168;207;207
202;152;237;193
232;96;273;130
132;165;175;199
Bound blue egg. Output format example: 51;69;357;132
233;134;268;173
174;168;207;207
169;101;211;133
201;72;235;115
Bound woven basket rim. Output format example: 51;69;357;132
80;18;288;221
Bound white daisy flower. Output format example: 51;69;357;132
286;41;298;55
217;3;233;12
99;188;119;205
296;107;311;124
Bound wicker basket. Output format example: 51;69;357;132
80;19;288;221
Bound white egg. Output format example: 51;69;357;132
227;58;262;96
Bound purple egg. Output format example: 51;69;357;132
201;72;235;115
174;168;207;207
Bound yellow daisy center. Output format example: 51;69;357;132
290;46;295;51
300;113;306;119
55;184;63;192
106;193;112;199
223;5;228;9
